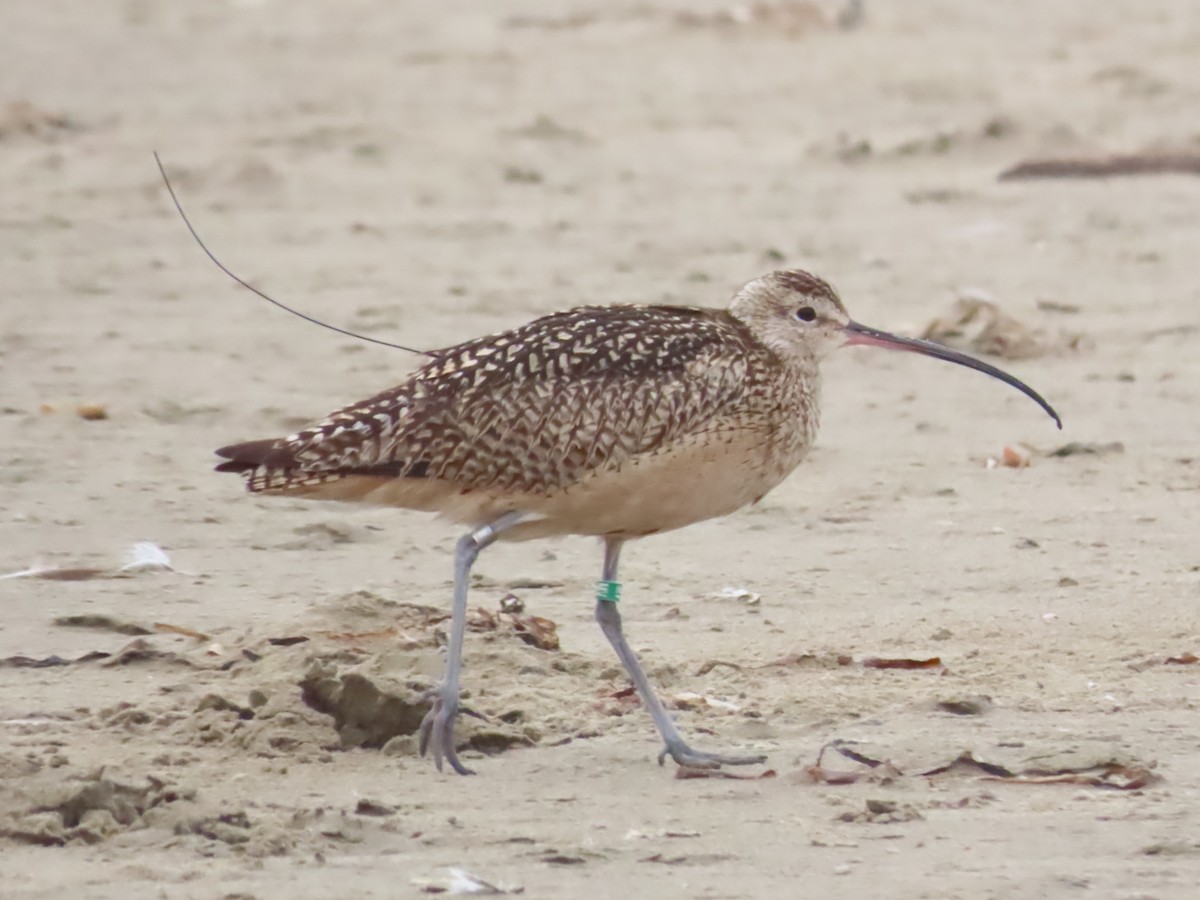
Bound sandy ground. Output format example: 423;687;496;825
2;1;1200;897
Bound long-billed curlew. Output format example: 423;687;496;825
215;269;1061;775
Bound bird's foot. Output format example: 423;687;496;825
418;688;474;776
657;738;767;769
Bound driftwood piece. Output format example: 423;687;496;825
1000;153;1200;181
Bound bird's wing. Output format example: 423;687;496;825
218;305;764;494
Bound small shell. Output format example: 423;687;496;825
1001;445;1030;468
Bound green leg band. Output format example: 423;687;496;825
596;580;621;603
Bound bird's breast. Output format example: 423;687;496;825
486;377;821;541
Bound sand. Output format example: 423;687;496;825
2;1;1199;897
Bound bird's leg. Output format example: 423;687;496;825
419;511;524;775
594;538;767;770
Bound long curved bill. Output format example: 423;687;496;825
844;321;1062;429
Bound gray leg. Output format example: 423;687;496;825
419;512;523;775
594;538;766;769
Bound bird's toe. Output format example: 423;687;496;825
659;739;767;769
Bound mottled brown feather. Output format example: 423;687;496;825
215;270;842;538
219;305;786;494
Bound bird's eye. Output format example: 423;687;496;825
796;306;817;322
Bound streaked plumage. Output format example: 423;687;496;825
217;275;833;541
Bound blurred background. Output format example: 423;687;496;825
2;2;1199;896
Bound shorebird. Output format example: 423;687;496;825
215;269;1061;775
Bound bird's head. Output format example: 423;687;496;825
729;269;1062;428
729;269;852;361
